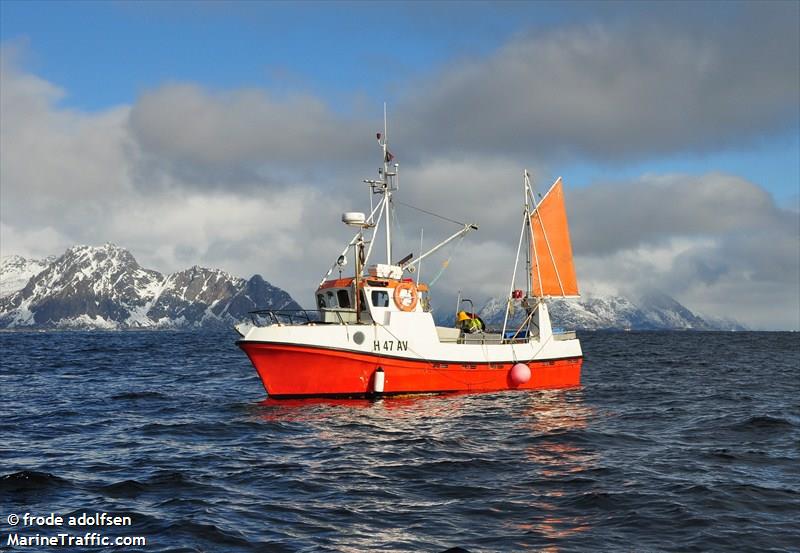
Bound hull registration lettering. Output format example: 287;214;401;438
374;340;408;352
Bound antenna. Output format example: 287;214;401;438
382;103;392;265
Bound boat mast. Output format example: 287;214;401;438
381;103;395;265
361;105;398;271
356;108;479;279
525;172;533;297
502;170;531;337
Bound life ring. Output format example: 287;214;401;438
393;282;419;312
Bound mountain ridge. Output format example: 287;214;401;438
473;291;746;331
0;244;299;329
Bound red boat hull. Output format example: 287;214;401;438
238;341;582;398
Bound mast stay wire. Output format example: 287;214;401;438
394;200;468;227
392;200;471;288
393;200;466;288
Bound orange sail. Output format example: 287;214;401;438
530;177;579;297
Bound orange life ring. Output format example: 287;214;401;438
393;282;419;312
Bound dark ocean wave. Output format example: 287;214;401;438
1;330;798;552
0;470;73;492
110;390;168;401
727;414;795;431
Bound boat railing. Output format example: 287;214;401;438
437;328;576;345
553;330;577;341
249;308;358;327
434;330;535;345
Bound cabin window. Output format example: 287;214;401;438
337;289;352;308
326;291;336;307
317;294;326;309
359;290;368;311
371;290;390;307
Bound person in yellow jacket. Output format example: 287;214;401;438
457;311;485;334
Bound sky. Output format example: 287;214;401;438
1;0;798;329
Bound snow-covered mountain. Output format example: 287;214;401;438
0;255;54;298
0;244;300;329
475;291;745;331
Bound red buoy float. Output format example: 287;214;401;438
510;363;531;385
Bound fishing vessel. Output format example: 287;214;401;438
236;118;582;398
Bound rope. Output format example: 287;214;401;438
374;318;555;387
428;234;466;287
394;200;466;227
376;322;492;386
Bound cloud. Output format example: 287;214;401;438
568;173;780;255
0;46;133;235
0;222;71;261
120;4;800;192
398;3;800;161
1;22;798;329
569;174;799;329
0;48;351;304
128;84;374;188
103;187;341;275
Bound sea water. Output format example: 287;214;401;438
1;330;798;552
